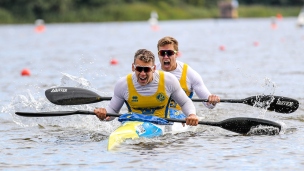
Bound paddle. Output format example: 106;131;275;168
15;110;281;135
45;87;299;114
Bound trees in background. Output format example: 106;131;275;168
0;0;303;23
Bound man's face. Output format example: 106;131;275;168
132;58;155;86
158;44;177;71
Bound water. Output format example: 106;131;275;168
1;18;303;170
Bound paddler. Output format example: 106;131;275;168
156;36;220;114
94;49;199;126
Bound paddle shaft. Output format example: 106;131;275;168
15;110;216;125
15;110;281;134
192;99;242;103
45;87;299;113
67;97;243;103
96;97;244;103
94;96;291;105
13;110;233;126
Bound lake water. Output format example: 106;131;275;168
1;18;303;170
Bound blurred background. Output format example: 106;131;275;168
0;0;303;24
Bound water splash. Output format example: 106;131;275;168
3;89;120;134
2;73;119;135
261;77;276;96
252;78;277;115
60;72;91;88
247;125;281;135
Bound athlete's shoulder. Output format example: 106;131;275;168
113;75;129;96
182;62;199;74
163;71;179;82
115;74;129;85
176;60;184;67
161;70;173;75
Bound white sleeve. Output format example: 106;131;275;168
105;77;128;114
187;66;215;109
165;73;197;116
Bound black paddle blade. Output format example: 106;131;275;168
218;117;281;135
45;87;106;105
243;95;299;114
268;96;299;113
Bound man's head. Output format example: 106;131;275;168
157;36;179;71
132;49;156;86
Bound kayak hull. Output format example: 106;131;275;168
108;121;190;150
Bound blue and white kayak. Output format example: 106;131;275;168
107;113;193;150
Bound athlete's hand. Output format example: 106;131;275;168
94;108;110;121
185;114;199;126
208;94;220;105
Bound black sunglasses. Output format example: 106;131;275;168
158;50;177;57
133;65;154;73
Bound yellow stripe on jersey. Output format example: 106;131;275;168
169;63;193;110
126;71;170;118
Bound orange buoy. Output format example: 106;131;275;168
151;25;160;31
34;19;45;33
271;23;277;30
21;68;31;76
271;17;277;30
110;58;118;65
148;11;159;31
253;41;259;46
35;25;45;33
276;13;283;20
219;45;225;51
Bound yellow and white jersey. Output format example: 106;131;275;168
126;71;170;118
157;60;214;109
105;70;196;117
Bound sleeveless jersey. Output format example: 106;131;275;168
169;64;193;110
125;71;171;118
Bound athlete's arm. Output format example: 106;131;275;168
95;77;127;121
187;67;216;109
165;73;197;116
106;77;128;114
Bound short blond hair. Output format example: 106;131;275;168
157;36;179;51
134;49;155;64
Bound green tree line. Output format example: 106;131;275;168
0;0;303;24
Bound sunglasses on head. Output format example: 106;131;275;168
133;65;154;73
158;50;177;57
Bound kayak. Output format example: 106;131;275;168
107;113;193;150
108;120;192;150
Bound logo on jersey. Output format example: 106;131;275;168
169;100;177;108
156;93;166;102
132;96;138;102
